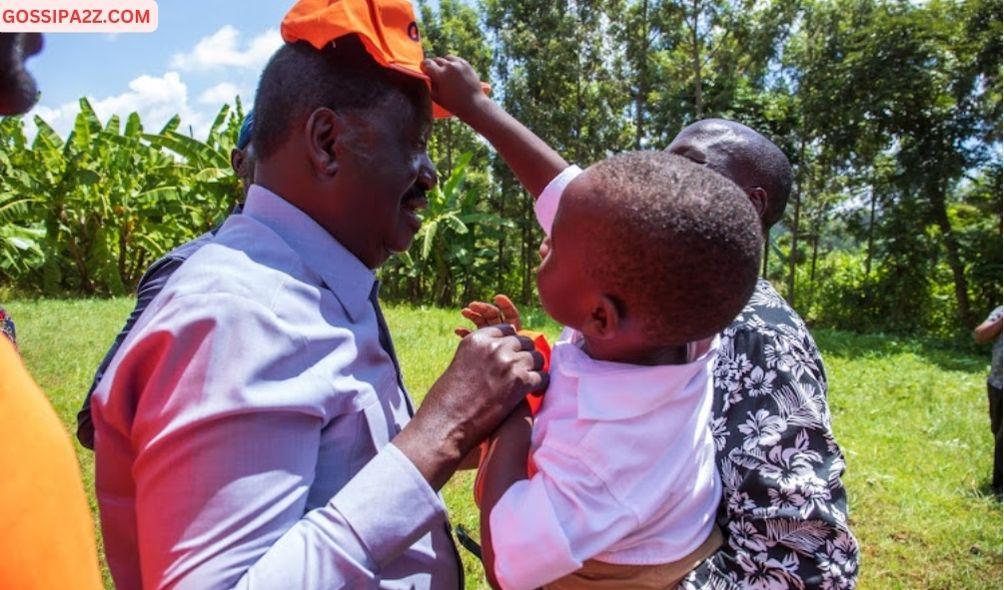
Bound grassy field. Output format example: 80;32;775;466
6;297;1002;589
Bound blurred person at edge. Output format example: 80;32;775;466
974;305;1003;497
0;32;105;590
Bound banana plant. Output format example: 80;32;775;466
0;117;45;280
0;97;244;294
411;151;511;305
142;99;246;214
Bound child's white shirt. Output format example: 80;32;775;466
488;166;722;590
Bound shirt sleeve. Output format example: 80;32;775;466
987;306;1003;323
683;326;859;589
105;293;446;590
78;256;184;449
535;165;582;235
488;443;638;590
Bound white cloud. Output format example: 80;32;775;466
25;26;274;142
26;71;208;140
170;25;282;72
199;82;241;105
93;72;190;124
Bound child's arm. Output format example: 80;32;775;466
478;402;534;590
422;57;569;199
476;406;641;590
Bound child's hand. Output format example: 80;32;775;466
421;56;491;123
455;294;523;337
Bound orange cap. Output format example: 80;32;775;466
281;0;488;118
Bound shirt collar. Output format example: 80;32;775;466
553;330;720;421
242;184;375;322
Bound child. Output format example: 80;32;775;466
426;55;763;590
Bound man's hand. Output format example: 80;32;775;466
393;323;547;490
455;294;523;337
422;56;492;124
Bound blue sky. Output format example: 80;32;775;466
23;1;298;138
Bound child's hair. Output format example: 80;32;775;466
579;151;763;346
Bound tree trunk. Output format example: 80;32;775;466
762;232;770;278
117;225;128;286
495;44;510;297
634;0;649;149
931;188;973;325
787;190;801;306
496;173;508;295
809;215;822;299
573;2;585;162
520;193;532;304
690;0;703;119
865;185;877;275
787;139;806;306
434;250;450;307
444;119;453;173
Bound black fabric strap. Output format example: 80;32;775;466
369;281;414;416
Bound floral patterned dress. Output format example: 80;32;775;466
0;307;15;348
682;279;859;589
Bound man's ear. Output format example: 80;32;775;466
747;187;768;218
581;294;621;341
304;107;342;178
230;148;245;176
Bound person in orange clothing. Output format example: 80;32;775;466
0;339;104;589
0;32;104;589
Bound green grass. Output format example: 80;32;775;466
6;298;1002;589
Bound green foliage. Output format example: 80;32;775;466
5;297;1000;589
0;99;245;295
779;0;1002;333
0;0;999;341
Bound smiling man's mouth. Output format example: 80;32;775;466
401;187;428;231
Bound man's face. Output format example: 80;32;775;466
0;33;43;116
337;93;436;268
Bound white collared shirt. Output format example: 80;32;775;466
488;167;721;590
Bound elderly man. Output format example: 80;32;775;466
0;32;105;589
424;56;859;589
91;5;545;590
76;110;256;449
669;120;859;589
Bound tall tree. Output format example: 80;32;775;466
484;0;633;302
